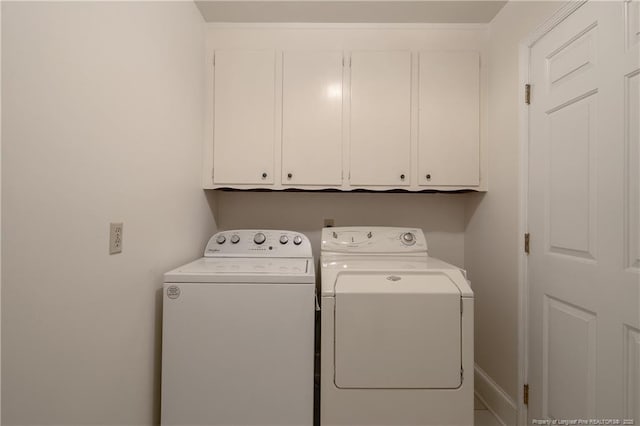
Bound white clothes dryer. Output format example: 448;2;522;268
320;227;474;426
161;230;315;426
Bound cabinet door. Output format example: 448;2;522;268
213;50;275;185
419;51;479;186
282;51;343;186
350;51;411;186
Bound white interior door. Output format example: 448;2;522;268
528;1;639;423
213;50;275;185
282;51;343;186
350;51;411;186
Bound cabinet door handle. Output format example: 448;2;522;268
426;174;431;180
400;174;405;180
287;173;293;179
262;172;268;179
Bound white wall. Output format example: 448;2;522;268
1;2;215;424
217;191;468;266
465;0;562;407
196;1;507;24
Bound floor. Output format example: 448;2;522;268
474;394;502;426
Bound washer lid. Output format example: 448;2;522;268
164;258;314;284
334;272;462;389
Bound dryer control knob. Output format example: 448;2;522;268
279;235;289;244
230;234;240;244
254;233;266;245
293;235;303;245
216;235;226;244
401;232;416;245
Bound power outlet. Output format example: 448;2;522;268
324;218;335;227
110;222;123;254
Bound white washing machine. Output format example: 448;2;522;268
320;227;474;426
161;229;315;426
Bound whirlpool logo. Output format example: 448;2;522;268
386;275;402;282
166;285;181;299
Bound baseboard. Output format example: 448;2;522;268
474;364;518;426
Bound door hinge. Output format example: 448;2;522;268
523;384;529;405
525;84;531;105
524;233;530;254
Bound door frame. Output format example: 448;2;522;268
517;1;589;424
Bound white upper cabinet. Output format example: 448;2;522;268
204;33;486;191
282;51;343;186
349;51;412;186
418;51;480;186
213;50;276;185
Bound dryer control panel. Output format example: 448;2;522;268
205;229;312;258
321;227;427;254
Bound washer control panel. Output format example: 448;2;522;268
205;229;312;258
321;227;427;253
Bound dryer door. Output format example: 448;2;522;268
334;272;462;389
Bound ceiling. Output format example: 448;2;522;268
195;1;508;24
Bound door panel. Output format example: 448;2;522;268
626;70;640;269
350;51;411;186
528;2;639;422
213;50;275;185
546;23;597;93
334;273;461;389
418;51;479;186
547;94;597;260
282;51;343;186
625;325;640;421
543;296;597;420
626;0;640;49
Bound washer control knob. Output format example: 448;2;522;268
253;232;266;245
293;235;303;245
216;235;226;244
279;235;289;245
401;232;416;245
230;234;240;244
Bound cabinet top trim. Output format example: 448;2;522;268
209;186;483;193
